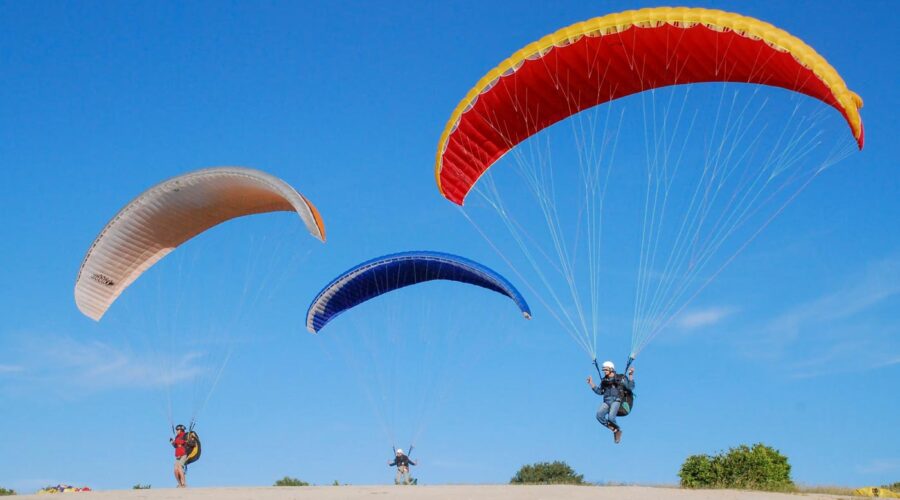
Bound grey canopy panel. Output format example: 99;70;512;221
75;166;326;321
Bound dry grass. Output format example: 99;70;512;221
792;485;859;497
602;483;861;497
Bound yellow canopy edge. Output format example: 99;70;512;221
434;6;864;197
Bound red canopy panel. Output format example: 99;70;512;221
437;14;864;205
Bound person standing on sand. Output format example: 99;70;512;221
170;424;188;488
388;448;417;485
587;361;635;444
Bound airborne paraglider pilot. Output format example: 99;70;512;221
388;448;417;485
587;361;635;444
170;424;188;487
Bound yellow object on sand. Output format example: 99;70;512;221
855;487;900;498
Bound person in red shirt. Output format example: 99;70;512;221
170;424;188;487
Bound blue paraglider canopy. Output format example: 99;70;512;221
306;251;531;333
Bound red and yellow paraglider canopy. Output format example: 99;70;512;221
435;7;864;205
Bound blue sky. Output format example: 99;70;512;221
1;0;897;493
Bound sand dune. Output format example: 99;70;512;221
14;485;853;499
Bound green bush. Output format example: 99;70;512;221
679;454;716;488
883;482;900;490
679;443;793;491
0;487;15;496
510;461;585;485
274;476;309;487
132;484;151;490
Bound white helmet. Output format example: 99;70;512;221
601;361;615;371
396;449;404;454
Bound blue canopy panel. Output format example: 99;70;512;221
306;251;531;333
